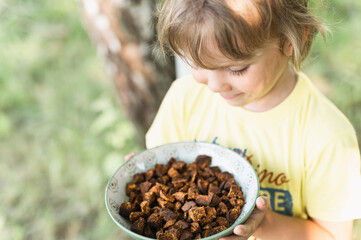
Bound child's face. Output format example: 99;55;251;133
191;43;295;112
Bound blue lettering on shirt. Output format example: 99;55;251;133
260;188;293;216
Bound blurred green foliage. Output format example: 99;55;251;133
305;0;361;147
0;0;360;239
0;0;140;239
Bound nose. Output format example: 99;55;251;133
206;70;231;93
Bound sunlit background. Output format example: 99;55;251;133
0;0;360;239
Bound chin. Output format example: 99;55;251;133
225;100;246;107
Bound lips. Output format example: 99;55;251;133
220;93;243;100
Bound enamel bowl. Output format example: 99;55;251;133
105;141;259;240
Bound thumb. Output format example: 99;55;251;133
255;196;270;211
124;152;136;161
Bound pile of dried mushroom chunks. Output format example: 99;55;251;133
119;155;245;240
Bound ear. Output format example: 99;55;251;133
283;40;293;57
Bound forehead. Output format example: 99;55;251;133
185;36;274;69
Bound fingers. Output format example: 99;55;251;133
219;234;247;240
255;195;270;211
124;152;136;161
223;196;270;240
219;231;250;240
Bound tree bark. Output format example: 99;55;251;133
79;0;175;146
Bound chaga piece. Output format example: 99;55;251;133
228;184;243;199
171;161;186;171
145;169;155;180
166;157;177;167
168;187;178;195
195;193;213;206
130;217;146;235
217;201;228;215
160;190;175;202
210;194;221;207
197;178;209;194
210;225;227;235
151;206;161;214
194;233;202;239
210;166;221;173
174;220;190;229
140;201;151;216
172;192;187;203
180;230;193;240
156;229;164;239
229;197;245;207
179;183;190;193
168;167;181;179
187;186;199;200
163;219;176;229
144;224;156;238
226;206;241;224
159;227;181;240
216;171;233;182
195;155;212;169
220;195;232;207
132;173;145;184
188;206;206;222
157;198;174;209
147;212;164;229
143;192;156;204
155;164;168;177
158;175;170;185
174;201;182;212
224;177;236;190
208;176;217;183
190;169;197;183
204;167;215;177
172;177;188;188
129;211;146;223
216;216;230;228
183;212;188;221
204;206;217;222
186;162;198;171
181;201;196;212
190;222;201;234
202;229;211;238
159;208;177;222
139;181;153;195
202;222;216;229
208;183;221;194
126;183;140;196
128;191;142;204
119;202;137;219
149;182;170;197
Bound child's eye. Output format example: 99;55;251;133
229;66;249;76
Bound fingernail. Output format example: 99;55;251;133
234;226;244;235
259;197;265;206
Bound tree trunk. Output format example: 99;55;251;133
79;0;175;146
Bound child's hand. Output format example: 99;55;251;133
220;196;270;240
124;152;136;161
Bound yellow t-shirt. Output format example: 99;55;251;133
146;72;361;222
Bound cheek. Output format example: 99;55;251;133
237;69;264;92
191;69;207;84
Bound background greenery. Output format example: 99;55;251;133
0;0;359;239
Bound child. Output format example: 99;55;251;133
143;0;361;239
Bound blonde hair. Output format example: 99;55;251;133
156;0;328;70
